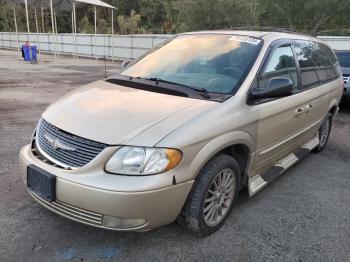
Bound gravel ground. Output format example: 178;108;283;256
0;49;349;262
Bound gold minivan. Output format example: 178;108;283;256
19;31;343;235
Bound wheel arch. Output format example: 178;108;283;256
188;131;254;185
219;144;250;187
328;98;339;117
329;104;338;116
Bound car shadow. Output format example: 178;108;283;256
339;99;350;113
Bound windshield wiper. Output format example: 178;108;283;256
139;77;211;98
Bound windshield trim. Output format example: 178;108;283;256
106;75;231;102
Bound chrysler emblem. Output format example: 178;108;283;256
44;133;77;151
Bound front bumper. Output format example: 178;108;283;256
19;145;193;231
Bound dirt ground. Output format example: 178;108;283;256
0;49;349;262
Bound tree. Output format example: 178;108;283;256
1;0;350;35
117;10;142;34
139;0;179;33
0;0;10;32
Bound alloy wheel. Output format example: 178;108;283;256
203;168;236;227
320;117;331;147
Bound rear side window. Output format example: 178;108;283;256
294;41;320;89
258;45;297;89
315;43;340;81
294;40;340;89
319;44;341;80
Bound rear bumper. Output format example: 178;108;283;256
19;145;193;231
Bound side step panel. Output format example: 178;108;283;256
248;136;319;196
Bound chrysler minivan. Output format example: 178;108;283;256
19;31;343;235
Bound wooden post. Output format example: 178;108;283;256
111;9;114;61
73;0;77;59
13;4;19;54
41;6;45;33
24;0;30;41
49;0;56;58
94;5;97;60
34;8;39;52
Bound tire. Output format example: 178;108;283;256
177;154;241;236
314;113;333;152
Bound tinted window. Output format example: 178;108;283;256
336;51;350;68
294;41;320;89
294;41;340;89
317;43;340;81
258;45;297;89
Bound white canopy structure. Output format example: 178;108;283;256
6;0;116;58
52;0;115;10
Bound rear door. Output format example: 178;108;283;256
291;40;340;144
251;41;301;174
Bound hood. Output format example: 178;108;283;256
42;80;217;146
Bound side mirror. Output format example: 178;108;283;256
121;60;131;69
251;77;294;99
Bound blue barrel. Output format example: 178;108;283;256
22;45;30;61
30;46;38;63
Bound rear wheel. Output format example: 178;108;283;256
315;113;332;152
178;154;241;236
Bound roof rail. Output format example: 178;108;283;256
223;26;310;36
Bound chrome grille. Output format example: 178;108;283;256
29;191;103;226
36;119;108;168
343;74;350;84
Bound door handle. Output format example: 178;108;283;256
304;104;313;113
295;107;304;116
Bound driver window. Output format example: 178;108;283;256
258;46;297;89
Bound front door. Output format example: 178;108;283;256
251;44;301;174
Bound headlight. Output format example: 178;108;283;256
105;146;182;175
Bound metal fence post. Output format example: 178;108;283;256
131;35;133;60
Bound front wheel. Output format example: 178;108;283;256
315;113;333;152
178;154;241;236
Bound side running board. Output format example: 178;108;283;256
248;136;319;197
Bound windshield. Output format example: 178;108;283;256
121;34;262;94
336;51;350;67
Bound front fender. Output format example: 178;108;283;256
185;131;256;181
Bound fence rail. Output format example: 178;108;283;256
0;32;172;60
317;36;350;51
0;32;349;60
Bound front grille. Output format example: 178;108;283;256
342;74;350;84
35;119;108;168
30;191;103;226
